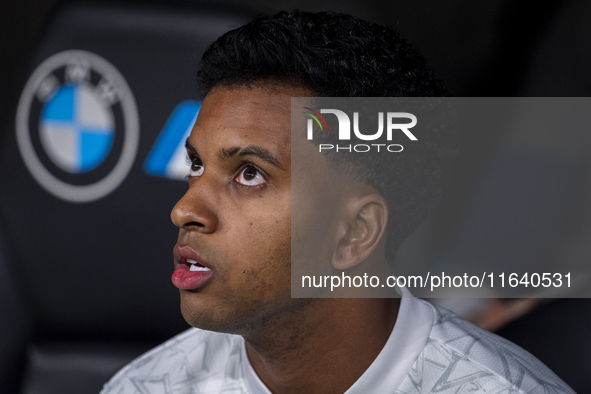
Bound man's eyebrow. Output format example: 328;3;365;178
217;145;284;169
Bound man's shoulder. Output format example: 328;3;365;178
100;328;246;394
398;299;574;394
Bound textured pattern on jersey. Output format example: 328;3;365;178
101;329;249;394
395;304;574;394
101;301;575;394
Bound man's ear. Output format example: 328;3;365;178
331;193;388;270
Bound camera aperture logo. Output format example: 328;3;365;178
303;107;417;152
16;50;139;203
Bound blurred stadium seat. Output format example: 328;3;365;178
0;1;253;392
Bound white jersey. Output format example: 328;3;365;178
101;297;574;394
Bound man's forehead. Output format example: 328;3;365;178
198;84;299;119
188;85;299;152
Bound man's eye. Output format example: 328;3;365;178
235;165;265;186
189;158;204;177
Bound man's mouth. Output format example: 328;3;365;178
172;245;213;290
187;259;210;272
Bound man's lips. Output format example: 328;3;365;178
172;244;213;290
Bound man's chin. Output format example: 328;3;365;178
178;288;309;336
179;292;242;333
180;293;217;329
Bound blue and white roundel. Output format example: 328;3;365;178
40;83;114;173
16;50;139;203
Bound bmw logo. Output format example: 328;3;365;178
16;50;139;203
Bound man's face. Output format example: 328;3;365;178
171;84;326;334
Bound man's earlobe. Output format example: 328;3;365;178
331;194;388;270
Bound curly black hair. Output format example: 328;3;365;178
197;11;446;97
196;10;458;262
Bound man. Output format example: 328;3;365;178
102;11;574;394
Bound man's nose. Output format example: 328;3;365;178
171;180;219;233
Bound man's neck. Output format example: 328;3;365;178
244;297;400;394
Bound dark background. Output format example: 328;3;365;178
1;0;591;392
